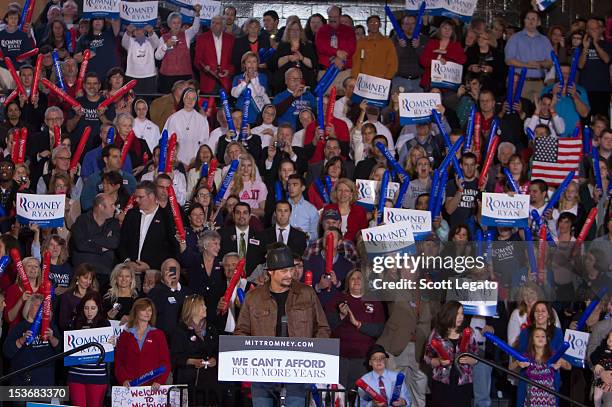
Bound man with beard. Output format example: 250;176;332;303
235;243;330;406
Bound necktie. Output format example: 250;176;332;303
239;232;246;258
278;228;285;244
378;376;388;404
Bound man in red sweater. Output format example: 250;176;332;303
315;5;356;95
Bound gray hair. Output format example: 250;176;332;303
114;112;134;127
167;12;182;26
222;252;240;264
44;106;64;121
244;17;260;29
211;15;225;24
197;230;221;252
51;145;71;162
498;141;516;155
284;67;302;82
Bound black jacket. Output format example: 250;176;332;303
262;225;307;257
70;211;120;275
147;283;193;345
219;227;266;276
118;206;178;270
171;322;219;389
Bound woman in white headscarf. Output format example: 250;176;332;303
163;88;210;167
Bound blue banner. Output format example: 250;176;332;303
83;0;120;19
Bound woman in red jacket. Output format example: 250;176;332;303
418;19;467;90
323;178;368;242
114;298;171;389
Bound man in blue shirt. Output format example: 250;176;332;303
81;123;132;179
81;145;136;211
541;63;590;136
287;174;319;242
357;344;411;406
273;67;316;129
505;10;553;102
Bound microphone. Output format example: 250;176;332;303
281;316;288;337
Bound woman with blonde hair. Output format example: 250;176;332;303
507;282;560;347
547;181;584;238
229;154;268;218
231;51;271;124
4;257;43;328
171;294;220;404
323;178;368;242
103;264;140;325
273;18;318;92
404;145;427;179
114;298;171;389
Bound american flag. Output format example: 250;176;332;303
530;136;582;186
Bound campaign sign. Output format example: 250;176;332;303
27;404;75;407
83;0;120;19
431;60;463;90
63;326;115;366
405;0;477;23
481;192;529;228
536;0;557;10
362;221;416;260
351;74;391;108
119;1;157;27
446;278;498;316
383;208;432;239
174;0;221;24
16;193;65;228
356;179;400;211
399;93;441;125
111;385;185;406
218;336;340;384
563;329;589;368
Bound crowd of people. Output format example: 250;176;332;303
0;0;611;406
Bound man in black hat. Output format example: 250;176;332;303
234;243;331;406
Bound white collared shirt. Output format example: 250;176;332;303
235;226;249;254
138;206;159;260
213;33;223;66
275;224;289;243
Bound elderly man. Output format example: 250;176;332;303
194;15;235;94
235;243;330;407
36;145;82;197
315;5;356;94
70;193;120;289
273;68;316;129
28;106;65;186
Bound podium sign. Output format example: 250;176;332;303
218;336;340;384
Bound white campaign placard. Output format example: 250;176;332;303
481;192;530;228
356;179;400;210
446;278;498;316
563;329;589;368
173;0;221;24
351;73;391;108
362;221;416;258
64;326;115;366
383;208;432;239
399;93;441;125
119;1;157;27
16;193;65;228
405;0;477;22
111;385;184;406
83;0;120;19
431;60;463;90
218;336;340;384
